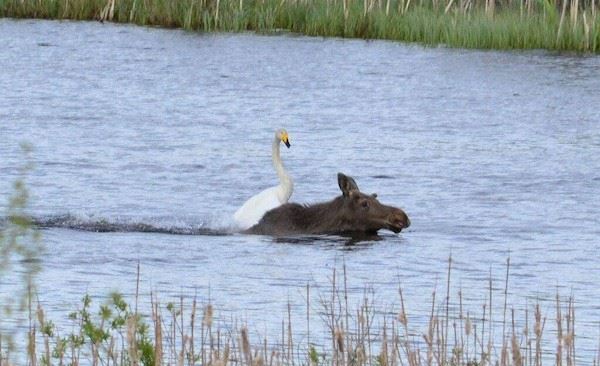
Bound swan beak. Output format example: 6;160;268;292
283;138;291;148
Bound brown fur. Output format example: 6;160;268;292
246;173;410;236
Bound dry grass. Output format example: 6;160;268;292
1;256;598;366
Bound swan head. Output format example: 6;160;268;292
276;129;291;148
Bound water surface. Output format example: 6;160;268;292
1;19;600;360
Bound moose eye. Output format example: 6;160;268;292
361;201;370;209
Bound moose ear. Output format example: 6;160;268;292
338;173;359;197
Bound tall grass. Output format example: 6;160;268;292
1;0;599;52
2;257;599;365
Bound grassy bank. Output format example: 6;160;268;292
1;0;600;52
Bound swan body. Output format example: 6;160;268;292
234;129;293;230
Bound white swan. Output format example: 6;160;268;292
234;129;293;230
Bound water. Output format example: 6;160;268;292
2;19;600;360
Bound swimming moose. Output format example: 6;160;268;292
246;173;410;236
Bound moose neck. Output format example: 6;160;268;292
301;197;353;231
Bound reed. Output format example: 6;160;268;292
1;250;599;365
1;0;600;52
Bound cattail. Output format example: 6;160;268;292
269;350;278;366
564;332;574;348
355;345;366;365
465;314;472;337
534;304;542;338
222;343;230;366
127;316;139;366
241;326;252;365
28;326;36;366
212;345;230;366
203;304;214;328
36;304;45;326
380;322;388;366
398;311;408;328
154;314;163;366
511;335;522;366
108;336;115;364
252;353;264;366
335;327;345;353
358;313;366;328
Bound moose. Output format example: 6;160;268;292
245;173;410;236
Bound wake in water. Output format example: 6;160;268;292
24;214;236;236
0;215;399;247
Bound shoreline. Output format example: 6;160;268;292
1;0;599;53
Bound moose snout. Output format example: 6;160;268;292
389;210;410;231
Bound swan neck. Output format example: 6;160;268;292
272;137;293;190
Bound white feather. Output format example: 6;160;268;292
234;129;293;230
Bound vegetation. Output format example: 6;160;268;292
1;254;598;365
1;0;600;52
0;144;43;354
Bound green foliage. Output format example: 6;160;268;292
40;320;55;337
139;334;155;366
1;0;599;52
51;337;68;359
0;143;44;353
62;292;155;366
309;345;320;365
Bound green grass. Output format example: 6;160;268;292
1;0;599;52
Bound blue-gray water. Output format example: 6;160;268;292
1;19;600;361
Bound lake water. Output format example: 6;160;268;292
1;19;600;361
